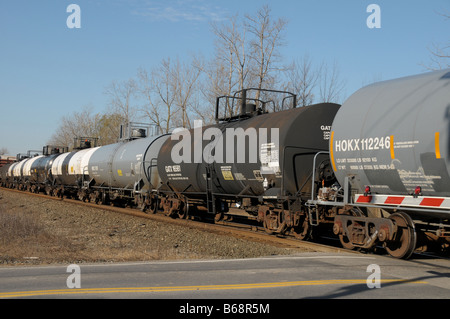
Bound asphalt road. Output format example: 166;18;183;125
1;252;449;305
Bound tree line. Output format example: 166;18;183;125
48;5;449;150
48;6;348;149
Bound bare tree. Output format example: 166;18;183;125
425;42;450;70
172;57;203;129
0;148;9;155
283;55;319;107
146;58;177;133
204;5;289;117
138;57;201;133
423;10;450;70
48;106;127;149
210;14;249;117
318;61;346;104
97;112;125;145
104;78;137;124
136;67;167;134
191;54;221;124
245;5;288;101
48;107;102;149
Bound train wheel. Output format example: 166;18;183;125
263;210;287;235
292;212;311;240
177;200;189;219
45;186;53;196
100;192;108;205
263;210;276;235
338;208;363;250
148;196;159;214
90;192;99;204
214;212;224;223
135;194;146;212
339;234;355;250
385;212;417;259
59;189;64;198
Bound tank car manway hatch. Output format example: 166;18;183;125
73;136;99;150
118;122;161;142
215;88;297;123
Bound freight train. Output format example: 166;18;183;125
1;69;450;259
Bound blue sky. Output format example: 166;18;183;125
1;0;449;155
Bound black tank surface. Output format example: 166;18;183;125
30;154;61;184
157;103;340;199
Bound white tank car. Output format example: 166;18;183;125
12;159;27;180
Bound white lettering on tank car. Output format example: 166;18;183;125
335;139;360;152
321;125;331;140
335;136;391;152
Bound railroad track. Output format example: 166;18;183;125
0;187;353;255
4;187;449;260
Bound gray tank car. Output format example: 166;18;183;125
330;69;450;197
307;69;450;259
86;133;169;206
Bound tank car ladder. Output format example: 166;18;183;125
205;165;216;214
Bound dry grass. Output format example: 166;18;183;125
0;190;302;266
0;203;194;264
0;208;42;241
0;204;80;264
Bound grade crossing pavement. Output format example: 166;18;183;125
0;252;449;301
